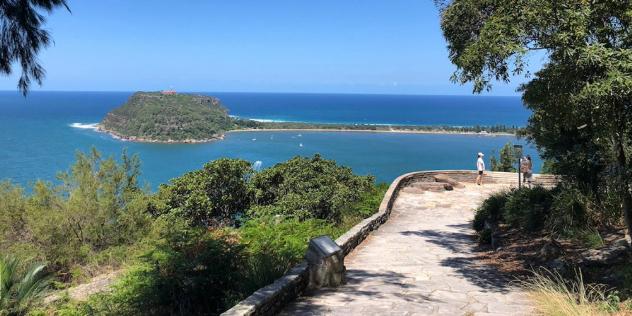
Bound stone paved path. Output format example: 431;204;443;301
279;183;536;316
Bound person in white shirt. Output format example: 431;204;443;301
476;152;485;185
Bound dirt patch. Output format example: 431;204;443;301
45;271;121;304
476;224;629;286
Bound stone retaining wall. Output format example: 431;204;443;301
221;171;417;316
221;170;559;316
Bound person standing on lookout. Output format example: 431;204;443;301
476;152;485;185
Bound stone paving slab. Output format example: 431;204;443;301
278;183;537;315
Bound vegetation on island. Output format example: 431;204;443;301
256;121;520;134
0;148;385;315
437;0;632;313
99;92;521;143
100;92;256;142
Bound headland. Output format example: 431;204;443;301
99;91;518;143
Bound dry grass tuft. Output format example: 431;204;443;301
522;268;632;316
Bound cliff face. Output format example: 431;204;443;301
100;92;236;142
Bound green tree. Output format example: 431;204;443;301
436;0;632;238
250;154;375;222
24;148;150;270
158;158;254;227
1;0;71;96
0;256;52;315
490;142;517;172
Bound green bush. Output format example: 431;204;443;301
346;182;389;218
477;228;492;245
0;148;151;278
232;252;295;305
238;217;344;260
473;190;510;232
249;154;375;222
503;186;552;232
73;229;246;316
0;256;53;316
157;158;254;227
548;186;590;235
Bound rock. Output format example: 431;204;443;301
594;267;624;287
581;245;630;267
610;237;631;249
411;182;451;192
547;259;567;275
483;220;499;249
599;229;626;243
433;174;466;188
540;239;563;260
443;183;454;191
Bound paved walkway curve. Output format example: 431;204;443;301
279;183;536;316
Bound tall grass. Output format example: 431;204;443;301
523;268;631;316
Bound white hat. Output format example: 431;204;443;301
478;152;484;156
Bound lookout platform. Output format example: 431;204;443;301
224;171;558;316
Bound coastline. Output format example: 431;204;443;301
95;125;225;144
227;128;514;136
96;126;513;144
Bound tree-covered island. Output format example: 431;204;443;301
99;92;249;142
99;91;520;143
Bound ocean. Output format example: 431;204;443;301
0;91;538;190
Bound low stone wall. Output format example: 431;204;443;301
221;170;560;316
221;171;415;316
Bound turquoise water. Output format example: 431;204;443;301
0;91;538;189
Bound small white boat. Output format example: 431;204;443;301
252;138;256;141
299;143;303;147
298;134;302;137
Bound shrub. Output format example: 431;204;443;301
238;217;343;261
0;256;53;315
250;154;375;222
473;190;510;232
343;182;389;221
548;186;590;235
477;228;492;245
232;252;295;304
157;158;254;227
503;186;552;232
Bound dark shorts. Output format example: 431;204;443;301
479;171;483;175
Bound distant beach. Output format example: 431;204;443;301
228;128;513;137
95;126;513;144
0;91;536;187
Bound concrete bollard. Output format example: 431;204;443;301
305;235;346;288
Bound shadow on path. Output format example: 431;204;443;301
280;269;437;315
401;222;514;293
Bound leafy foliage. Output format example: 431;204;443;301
473;190;510;232
474;185;601;237
0;148;151;276
490;141;517;172
502;186;552;232
0;0;70;96
0;256;52;315
101;92;253;142
436;0;632;238
239;217;343;260
157;158;254;227
250;154;375;222
158;154;376;225
1;151;385;315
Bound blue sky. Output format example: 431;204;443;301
0;1;538;95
